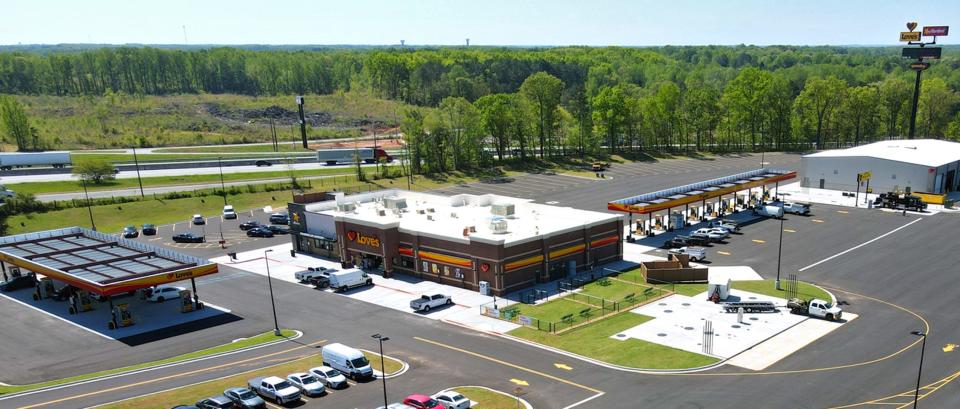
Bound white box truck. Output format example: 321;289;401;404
316;148;393;165
327;269;373;292
321;343;374;380
0;152;71;170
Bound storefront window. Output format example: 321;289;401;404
443;266;450;276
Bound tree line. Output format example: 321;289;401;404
1;45;959;166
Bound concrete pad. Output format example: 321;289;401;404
0;287;233;344
213;242;521;333
727;312;859;370
613;290;806;359
708;266;763;281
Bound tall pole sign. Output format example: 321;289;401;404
900;22;947;139
296;95;308;149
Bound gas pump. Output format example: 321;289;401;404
9;266;22;278
68;291;94;315
33;277;56;300
179;289;195;313
108;303;134;330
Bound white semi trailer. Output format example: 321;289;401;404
0;152;72;170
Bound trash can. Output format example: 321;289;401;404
479;281;490;296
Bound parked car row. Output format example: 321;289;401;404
173;343;367;409
378;391;472;409
665;219;741;250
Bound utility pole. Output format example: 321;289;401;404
911;331;927;408
81;177;96;231
900;23;947;139
217;156;227;205
296;96;308;148
132;146;145;198
372;334;390;409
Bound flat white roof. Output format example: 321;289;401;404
311;190;621;246
804;139;960;168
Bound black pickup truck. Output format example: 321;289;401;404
664;235;709;248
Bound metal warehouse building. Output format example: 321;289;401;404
288;190;623;296
800;139;960;194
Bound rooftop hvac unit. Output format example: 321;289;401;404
417;209;426;214
427;215;434;221
383;197;408;210
450;212;458;218
427;208;436;213
490;218;509;234
491;203;515;217
337;203;357;212
462;227;470;237
469;225;477;232
377;209;387;217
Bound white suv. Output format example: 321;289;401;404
148;285;184;302
222;205;237;219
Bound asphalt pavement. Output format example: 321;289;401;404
2;152;959;409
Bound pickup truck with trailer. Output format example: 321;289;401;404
665;235;709;248
316;148;393;165
0;151;71;170
788;298;842;321
668;246;706;262
247;376;301;405
410;293;453;312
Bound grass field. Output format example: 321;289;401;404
7;166;384;195
95;350;404;409
453;387;525;409
0;329;297;395
732;279;832;301
7;190;292;234
509;313;719;369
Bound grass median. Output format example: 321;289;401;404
509;313;719;369
96;349;404;409
0;329;297;396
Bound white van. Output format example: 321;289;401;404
321;343;374;380
754;205;784;218
328;270;373;292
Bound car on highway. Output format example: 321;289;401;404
222;205;238;220
269;213;289;225
239;220;261;231
196;395;237;409
142;224;157;236
0;274;36;292
192;214;206;225
433;391;471;409
173;232;205;243
308;366;348;389
286;372;325;397
121;225;139;238
246;227;274;238
404;394;443;409
254;160;272;167
223;387;266;409
410;293;453;312
266;225;289;234
147;285;184;302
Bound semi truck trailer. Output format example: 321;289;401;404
0;152;72;170
316;148;392;165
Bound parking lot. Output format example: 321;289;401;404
131;206;292;258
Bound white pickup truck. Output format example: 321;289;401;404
295;266;329;283
248;376;301;405
787;298;843;321
668;246;706;262
409;293;453;312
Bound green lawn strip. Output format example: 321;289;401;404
453;387;523;409
363;351;404;375
579;278;651;301
731;280;832;301
513;299;595;324
0;330;297;396
509;313;719;369
7;190;291;234
6;166;385;195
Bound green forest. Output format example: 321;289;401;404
1;45;959;172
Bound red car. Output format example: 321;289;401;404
403;394;442;409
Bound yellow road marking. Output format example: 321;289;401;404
943;343;958;352
17;339;326;409
812;219;825;223
554;363;573;371
829;369;960;408
837;210;849;214
415;336;602;394
717;251;731;256
510;378;530;386
752;239;765;244
784;228;797;233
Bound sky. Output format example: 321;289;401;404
0;0;956;46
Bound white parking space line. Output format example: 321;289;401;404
798;217;923;272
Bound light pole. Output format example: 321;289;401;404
217;156;227;206
911;331;927;408
372;334;389;409
775;214;784;290
132;146;145;198
81;176;96;231
264;249;281;336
